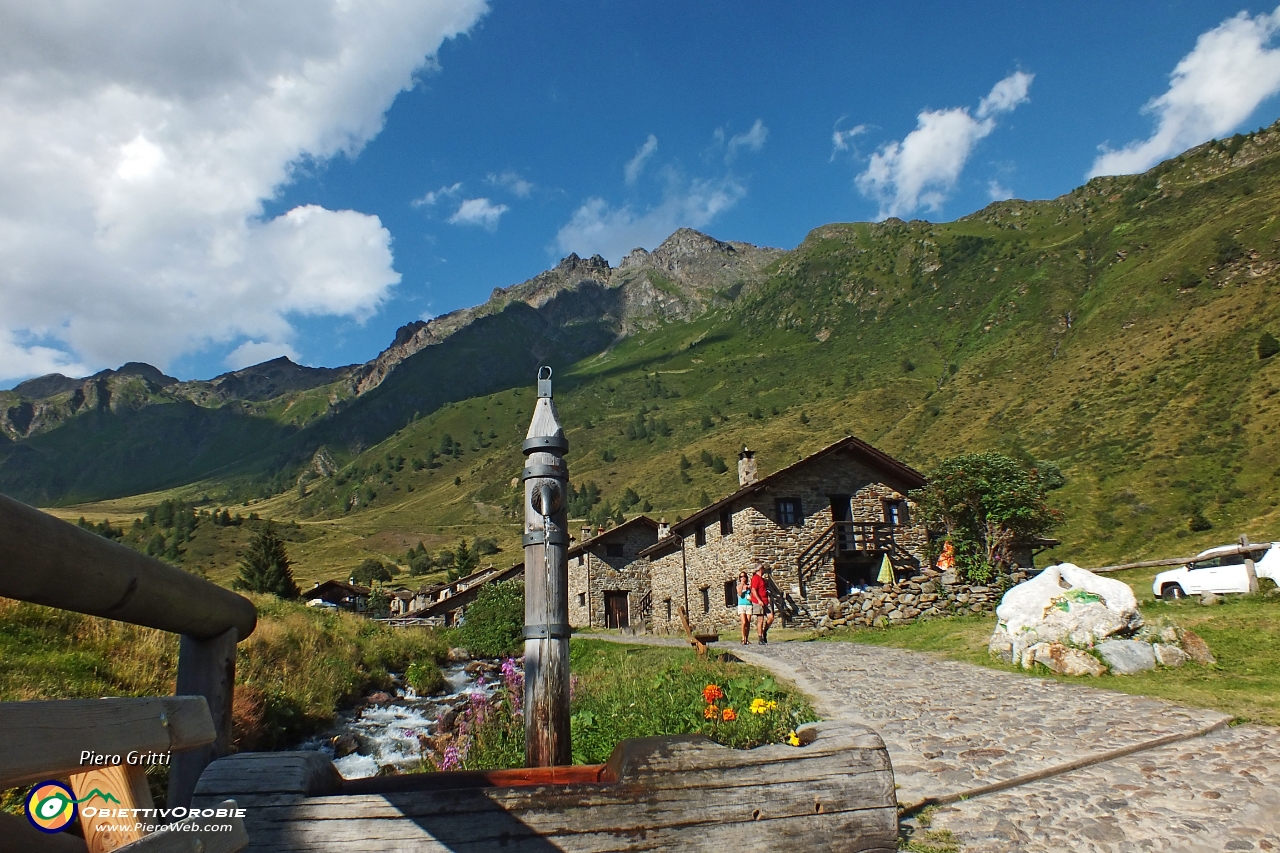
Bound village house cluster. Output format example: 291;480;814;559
310;436;1052;633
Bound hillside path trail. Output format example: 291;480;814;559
588;633;1280;851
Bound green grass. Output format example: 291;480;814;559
824;576;1280;726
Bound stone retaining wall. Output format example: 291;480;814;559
811;569;1028;632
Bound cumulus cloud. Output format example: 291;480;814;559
1090;6;1280;177
412;182;463;207
856;72;1033;219
725;119;769;162
0;0;488;383
554;175;745;264
448;198;508;230
624;134;658;185
486;170;533;198
224;340;301;370
987;180;1014;201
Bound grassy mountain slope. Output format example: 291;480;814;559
35;124;1280;580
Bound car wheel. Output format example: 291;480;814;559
1161;584;1186;601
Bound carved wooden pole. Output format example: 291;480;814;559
521;366;571;766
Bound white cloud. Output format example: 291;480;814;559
448;197;508;230
987;180;1014;201
486;170;533;198
224;340;301;370
726;119;769;162
554;175;746;264
624;134;658;185
1090;7;1280;177
0;0;488;383
830;123;867;160
412;182;463;207
855;72;1033;219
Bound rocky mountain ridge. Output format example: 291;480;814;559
0;229;781;442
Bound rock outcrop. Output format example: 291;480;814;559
990;564;1212;676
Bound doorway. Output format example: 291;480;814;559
835;555;879;597
604;591;630;629
830;495;852;553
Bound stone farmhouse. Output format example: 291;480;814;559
566;516;661;629
639;437;932;633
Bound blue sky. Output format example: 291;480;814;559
3;1;1279;385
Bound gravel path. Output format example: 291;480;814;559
585;633;1278;849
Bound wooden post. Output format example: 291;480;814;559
168;628;238;808
1241;534;1260;594
521;367;571;767
70;763;152;852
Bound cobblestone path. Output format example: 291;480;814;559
588;634;1278;850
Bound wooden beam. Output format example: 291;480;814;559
0;811;89;853
0;696;215;789
168;629;237;809
0;493;257;641
71;763;152;852
114;800;248;853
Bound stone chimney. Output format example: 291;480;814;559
737;447;758;486
582;526;593;542
657;517;670;539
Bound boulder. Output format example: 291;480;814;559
332;733;360;758
989;564;1143;664
1153;643;1188;668
1096;639;1156;674
1031;642;1108;677
446;647;471;663
1180;629;1217;665
1199;592;1220;606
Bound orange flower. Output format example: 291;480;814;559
721;707;737;722
702;684;724;704
703;705;720;720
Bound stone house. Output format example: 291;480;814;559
305;580;370;612
566;516;661;629
640;437;931;634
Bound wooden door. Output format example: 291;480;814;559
604;591;629;629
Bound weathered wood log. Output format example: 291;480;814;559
0;697;215;789
169;628;238;809
0;493;256;640
192;721;897;852
0;811;89;853
113;800;249;853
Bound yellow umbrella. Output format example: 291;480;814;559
876;553;894;585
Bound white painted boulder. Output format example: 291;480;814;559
989;563;1143;665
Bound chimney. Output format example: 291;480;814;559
582;526;593;542
657;517;670;539
737;447;758;486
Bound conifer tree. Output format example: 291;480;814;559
233;522;299;598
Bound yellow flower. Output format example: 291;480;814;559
750;698;778;715
787;731;801;746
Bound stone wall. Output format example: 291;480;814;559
811;568;1029;632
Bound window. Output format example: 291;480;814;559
577;592;586;607
665;598;672;621
724;580;737;607
884;500;909;526
576;555;584;566
694;525;706;547
606;543;625;558
719;508;733;536
776;497;802;526
700;587;710;613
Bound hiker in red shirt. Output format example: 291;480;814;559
749;563;774;644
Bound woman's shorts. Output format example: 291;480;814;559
737;604;752;616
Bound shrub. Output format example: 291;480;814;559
1258;332;1280;360
406;660;446;695
1187;508;1213;532
350;558;392;586
457;581;525;658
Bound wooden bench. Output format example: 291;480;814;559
192;720;897;852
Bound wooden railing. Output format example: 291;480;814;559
0;493;255;852
797;521;902;595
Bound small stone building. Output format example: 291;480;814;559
641;437;930;634
566;516;661;629
305;580;370;612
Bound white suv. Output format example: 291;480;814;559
1152;543;1280;600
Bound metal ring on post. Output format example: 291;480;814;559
522;435;569;454
523;530;570;547
523;623;572;640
